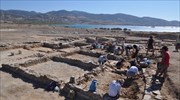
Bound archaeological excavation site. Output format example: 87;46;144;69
0;24;179;100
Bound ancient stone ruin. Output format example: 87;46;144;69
0;36;175;100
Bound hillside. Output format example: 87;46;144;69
0;9;179;26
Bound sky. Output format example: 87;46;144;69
0;0;180;21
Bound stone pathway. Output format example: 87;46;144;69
142;64;164;100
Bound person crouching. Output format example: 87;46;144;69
98;55;107;65
126;66;139;79
108;79;124;98
116;59;126;69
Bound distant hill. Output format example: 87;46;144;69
0;9;179;26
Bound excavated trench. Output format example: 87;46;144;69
1;48;147;100
1;41;175;100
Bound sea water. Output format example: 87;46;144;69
52;24;180;32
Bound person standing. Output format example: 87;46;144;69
146;36;154;56
175;35;180;52
121;37;126;55
155;46;170;79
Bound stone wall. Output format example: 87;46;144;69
19;57;50;67
52;56;98;71
43;42;71;49
1;64;56;87
78;50;120;60
0;43;42;51
62;83;102;100
78;50;102;58
74;42;89;47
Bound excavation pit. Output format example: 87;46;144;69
27;60;86;83
66;70;145;100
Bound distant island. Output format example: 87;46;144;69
0;9;179;26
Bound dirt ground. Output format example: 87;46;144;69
163;46;180;99
0;70;65;100
29;60;85;83
0;24;179;100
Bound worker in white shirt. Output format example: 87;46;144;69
108;79;124;98
126;66;139;78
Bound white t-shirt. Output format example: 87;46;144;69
128;66;138;74
108;80;121;97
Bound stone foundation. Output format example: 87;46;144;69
52;56;98;71
1;64;56;87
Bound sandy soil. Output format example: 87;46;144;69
0;48;44;65
0;70;65;100
164;46;180;99
29;61;85;83
0;23;179;99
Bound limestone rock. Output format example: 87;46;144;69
155;95;162;100
143;94;151;100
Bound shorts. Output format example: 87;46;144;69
148;45;154;49
157;64;163;70
157;63;169;70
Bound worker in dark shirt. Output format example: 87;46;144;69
146;36;154;56
132;45;139;58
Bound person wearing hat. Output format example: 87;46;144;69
108;79;124;98
155;46;170;79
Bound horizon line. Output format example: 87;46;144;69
1;9;179;22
